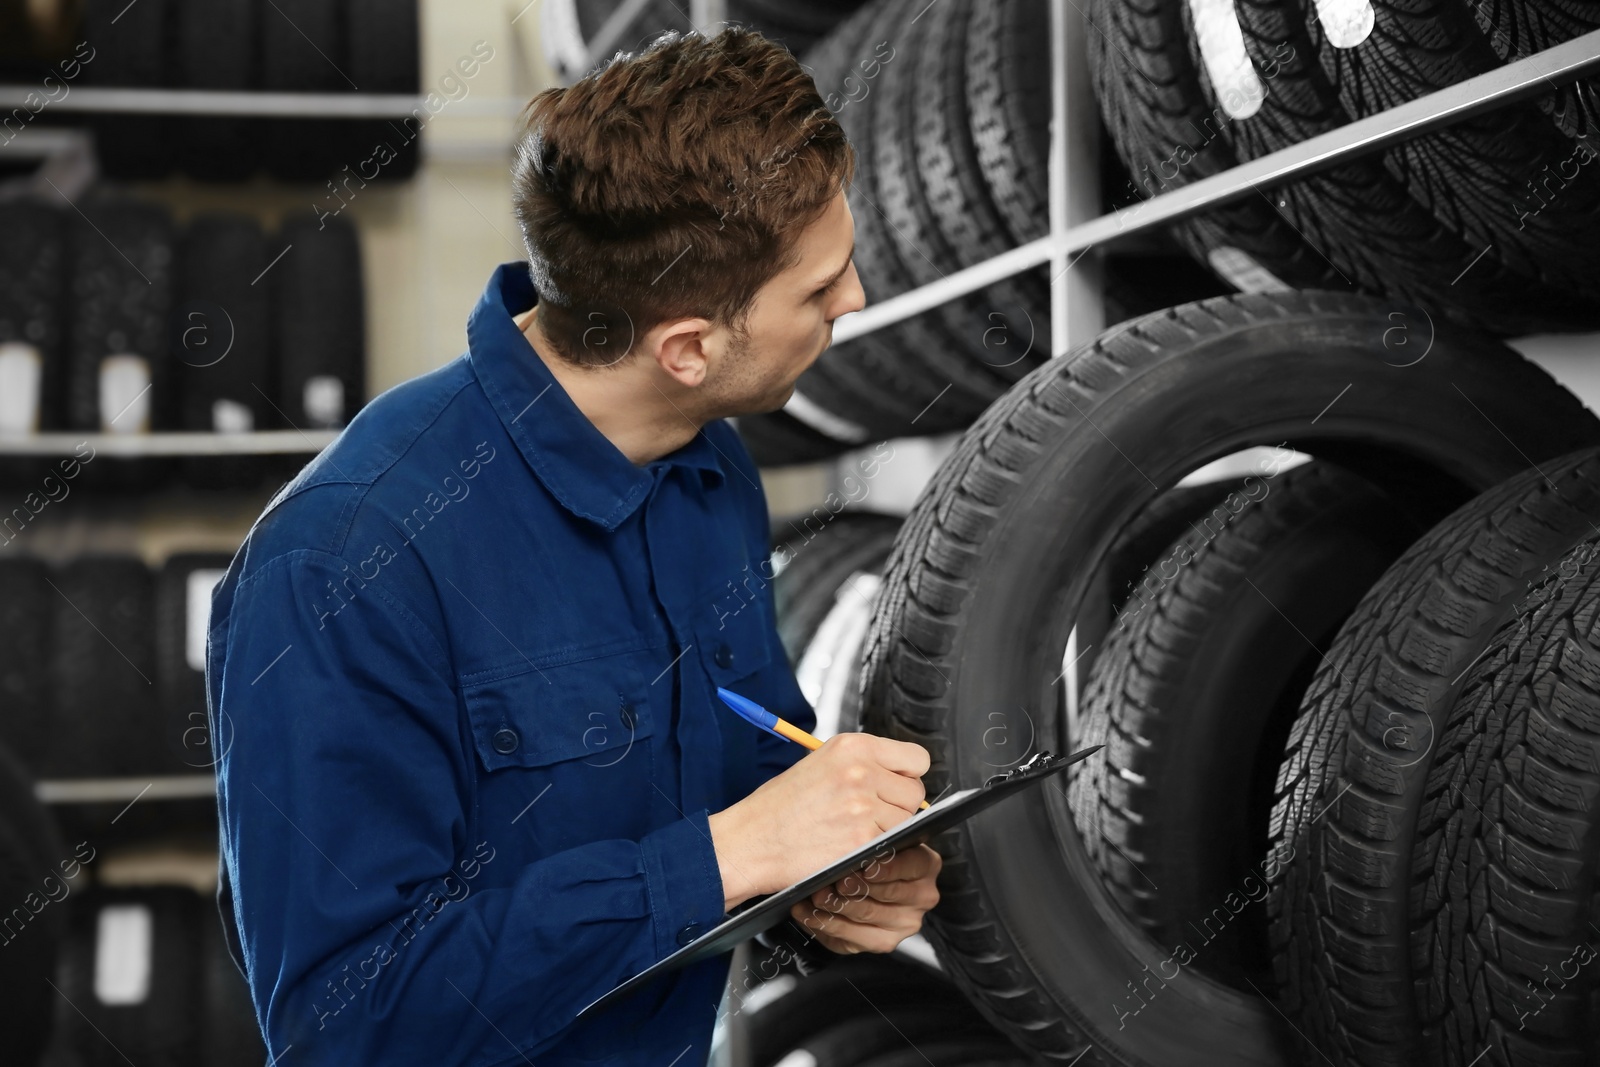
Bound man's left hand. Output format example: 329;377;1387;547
788;843;941;954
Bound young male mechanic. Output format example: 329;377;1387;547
205;26;941;1067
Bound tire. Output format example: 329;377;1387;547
964;0;1051;254
857;290;1600;1064
894;0;1050;394
50;556;160;779
1201;0;1600;334
261;0;346;181
175;214;273;490
1086;0;1345;293
0;740;66;1067
773;511;902;738
772;511;904;666
1419;523;1600;1065
0;200;67;487
175;0;259;181
64;198;177;492
1101;252;1232;327
1464;0;1599;142
778;1007;1013;1067
154;553;237;777
734;954;998;1067
0;558;55;775
1268;446;1600;1065
57;886;202;1067
199;895;266;1065
83;0;173;179
1071;461;1425;992
732;410;851;467
273;213;366;430
347;0;420;179
1301;0;1600;305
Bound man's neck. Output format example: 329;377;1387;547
512;306;703;467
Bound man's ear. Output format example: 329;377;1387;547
653;317;713;387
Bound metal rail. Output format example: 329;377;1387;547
0;86;532;118
0;430;337;457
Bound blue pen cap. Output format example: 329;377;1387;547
716;687;780;733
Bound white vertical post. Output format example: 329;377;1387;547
1049;0;1104;359
692;0;727;33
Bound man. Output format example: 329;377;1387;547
206;26;941;1067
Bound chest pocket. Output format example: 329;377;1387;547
462;651;656;775
693;568;775;689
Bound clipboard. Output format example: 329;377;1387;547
576;745;1102;1020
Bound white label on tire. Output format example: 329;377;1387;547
94;904;153;1006
304;375;345;428
0;342;42;434
1188;0;1264;119
99;354;151;434
212;398;254;434
187;568;228;672
1314;0;1375;48
1207;246;1292;292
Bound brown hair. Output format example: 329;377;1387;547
511;27;855;367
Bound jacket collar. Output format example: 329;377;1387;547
468;262;726;531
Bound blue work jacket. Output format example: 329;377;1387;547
205;261;817;1066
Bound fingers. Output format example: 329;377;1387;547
831;731;930;780
793;901;925;954
840;843;942;895
805;876;939;927
876;770;926;815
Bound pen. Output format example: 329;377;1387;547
715;686;931;810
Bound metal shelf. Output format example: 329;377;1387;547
36;775;217;804
0;86;530;119
0;429;338;457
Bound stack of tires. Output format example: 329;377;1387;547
0;196;366;490
0;743;70;1067
0;551;234;784
854;289;1600;1065
731;0;1598;468
79;0;420;181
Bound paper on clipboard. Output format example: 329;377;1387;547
575;745;1103;1020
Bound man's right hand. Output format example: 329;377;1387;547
706;731;930;912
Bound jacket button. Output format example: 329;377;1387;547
492;728;520;755
618;703;635;730
713;644;733;669
676;921;703;946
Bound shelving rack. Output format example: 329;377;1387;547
2;4;1595;803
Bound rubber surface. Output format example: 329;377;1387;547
857;290;1600;1064
1269;446;1600;1065
273;213;366;430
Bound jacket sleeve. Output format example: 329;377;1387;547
209;548;729;1066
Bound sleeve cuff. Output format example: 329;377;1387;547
638;808;729;962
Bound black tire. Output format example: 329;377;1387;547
892;0;1050;394
772;511;904;666
779;1007;1013;1067
49;556;159;780
857;290;1600;1064
964;0;1051;254
261;0;346;181
1302;0;1600;305
1203;0;1600;334
1419;524;1600;1065
734;954;997;1067
57;886;202;1067
347;0;420;179
1268;446;1600;1065
0;199;67;487
199;896;267;1065
0;557;56;775
175;214;274;489
733;410;852;467
273;213;366;430
1465;0;1599;142
0;740;66;1067
1086;0;1345;293
154;553;237;777
83;0;173;179
175;0;259;181
1071;461;1425;992
64;197;178;493
1101;252;1233;328
0;200;66;432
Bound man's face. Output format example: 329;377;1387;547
699;188;863;418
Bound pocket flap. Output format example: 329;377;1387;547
462;654;654;773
